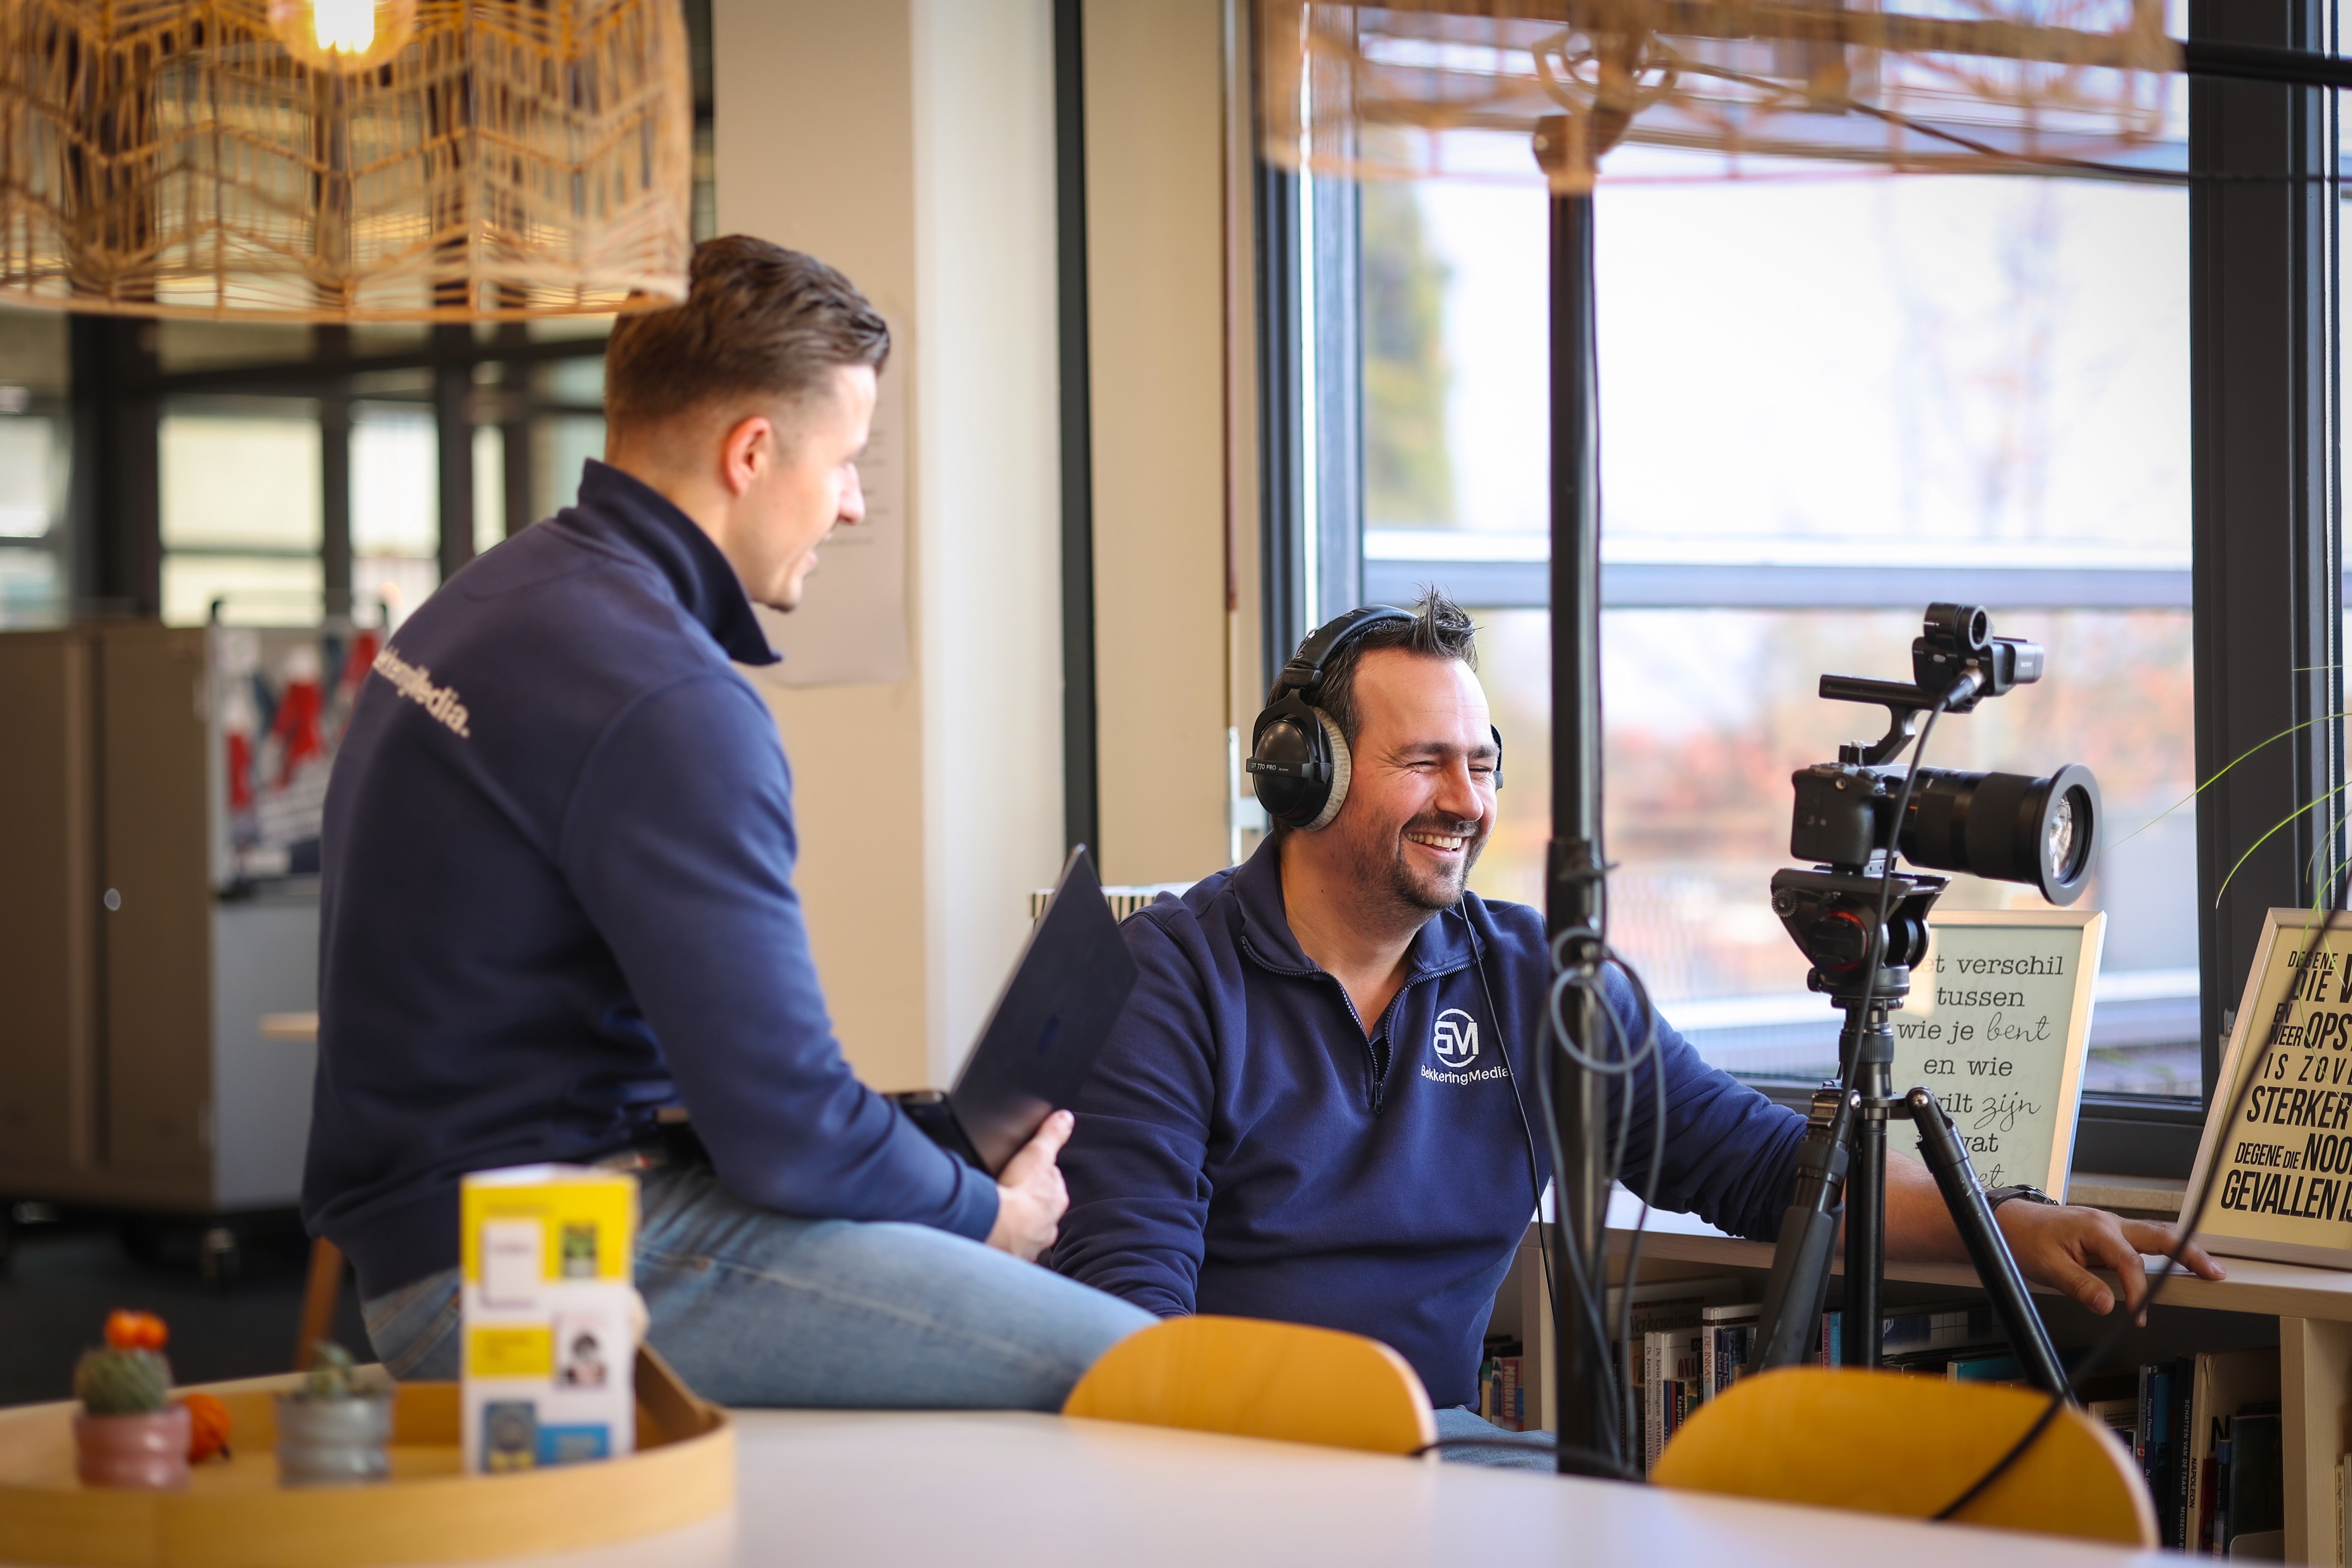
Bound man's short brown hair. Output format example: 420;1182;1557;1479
603;236;890;436
1280;586;1481;749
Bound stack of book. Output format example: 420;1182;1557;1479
1594;1285;2288;1547
1476;1337;1525;1431
2031;1350;2281;1554
2174;1348;2282;1556
1605;1276;1743;1474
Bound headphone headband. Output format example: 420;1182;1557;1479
1271;605;1418;704
1250;604;1428;833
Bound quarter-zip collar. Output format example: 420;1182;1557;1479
1230;831;1482;989
560;459;780;668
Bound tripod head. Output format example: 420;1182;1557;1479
1769;864;1948;1057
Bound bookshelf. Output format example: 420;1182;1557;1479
1491;1187;2352;1562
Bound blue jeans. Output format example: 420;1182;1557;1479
1433;1406;1557;1470
361;1164;1153;1410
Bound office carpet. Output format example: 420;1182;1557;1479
0;1213;368;1406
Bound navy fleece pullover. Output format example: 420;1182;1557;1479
1048;839;1807;1409
303;461;997;1299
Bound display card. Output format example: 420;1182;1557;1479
1885;909;2105;1196
2188;908;2352;1267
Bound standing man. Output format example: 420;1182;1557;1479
1049;590;2220;1459
305;237;1150;1406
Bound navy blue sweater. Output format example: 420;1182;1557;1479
303;461;998;1299
1048;839;1807;1409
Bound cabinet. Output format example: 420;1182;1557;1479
0;624;317;1213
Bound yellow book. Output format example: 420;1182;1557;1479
459;1165;641;1474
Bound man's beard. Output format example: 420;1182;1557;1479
1343;811;1487;926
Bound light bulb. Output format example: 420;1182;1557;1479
313;0;377;55
266;0;417;74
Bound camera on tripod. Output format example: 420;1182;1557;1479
1745;604;2101;1387
1788;603;2101;907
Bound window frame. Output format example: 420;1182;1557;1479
1253;7;2348;1180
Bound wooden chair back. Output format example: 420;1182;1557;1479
1061;1314;1438;1456
1651;1366;2157;1547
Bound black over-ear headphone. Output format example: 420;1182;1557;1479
1248;604;1504;832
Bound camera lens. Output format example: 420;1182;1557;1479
1898;762;2101;906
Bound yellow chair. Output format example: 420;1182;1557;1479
1061;1314;1439;1456
1651;1367;2157;1547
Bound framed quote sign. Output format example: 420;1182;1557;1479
2187;908;2352;1268
1885;908;2107;1196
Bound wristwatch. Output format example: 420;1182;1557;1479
1984;1184;2059;1212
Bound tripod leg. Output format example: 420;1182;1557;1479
1905;1087;2069;1396
1746;1088;1850;1373
1843;1012;1893;1369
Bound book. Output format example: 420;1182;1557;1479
2186;1348;2281;1554
1644;1327;1703;1473
1609;1277;1739;1473
1699;1303;1760;1403
2133;1358;2196;1550
2225;1406;2284;1556
2086;1396;2137;1459
1946;1352;2024;1383
459;1164;640;1476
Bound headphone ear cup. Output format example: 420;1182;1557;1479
1300;710;1352;831
1250;705;1326;827
1491;723;1504;791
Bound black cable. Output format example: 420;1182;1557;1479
1468;910;1562;1333
1533;917;1671;1470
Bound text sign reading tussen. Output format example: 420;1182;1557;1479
2189;909;2352;1268
1886;909;2105;1196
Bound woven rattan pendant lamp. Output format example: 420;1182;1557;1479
1262;0;2180;193
0;0;691;321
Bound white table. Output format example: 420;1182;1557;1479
456;1409;2164;1568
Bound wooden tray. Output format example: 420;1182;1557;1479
0;1349;732;1568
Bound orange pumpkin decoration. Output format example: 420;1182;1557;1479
179;1392;233;1463
104;1310;169;1352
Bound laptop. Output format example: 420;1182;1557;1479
890;845;1139;1176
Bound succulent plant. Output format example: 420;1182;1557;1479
75;1347;172;1416
300;1340;374;1400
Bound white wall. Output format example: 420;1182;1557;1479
713;0;1066;1089
912;0;1066;1078
1085;0;1238;888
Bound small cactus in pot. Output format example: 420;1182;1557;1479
275;1340;391;1487
72;1311;190;1490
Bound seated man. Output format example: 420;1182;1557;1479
304;236;1150;1406
1049;589;2218;1461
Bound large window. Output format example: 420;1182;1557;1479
147;326;614;632
0;307;72;627
1290;132;2211;1099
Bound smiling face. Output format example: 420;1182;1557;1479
724;362;876;611
1315;646;1499;918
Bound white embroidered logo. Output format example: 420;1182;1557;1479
1432;1008;1480;1069
372;646;473;738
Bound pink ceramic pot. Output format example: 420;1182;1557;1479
74;1406;191;1490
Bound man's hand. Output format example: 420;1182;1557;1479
984;1109;1074;1262
1996;1201;2225;1316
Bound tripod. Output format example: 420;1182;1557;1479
1745;863;2067;1392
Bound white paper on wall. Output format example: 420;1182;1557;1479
744;345;910;687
